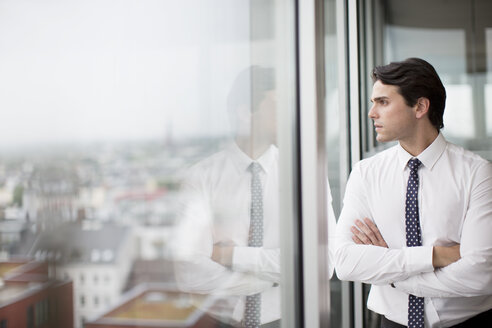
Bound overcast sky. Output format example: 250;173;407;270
0;0;253;149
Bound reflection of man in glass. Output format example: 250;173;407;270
174;66;281;327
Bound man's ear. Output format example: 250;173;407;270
415;97;430;119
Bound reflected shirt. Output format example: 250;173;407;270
173;143;281;325
334;133;492;327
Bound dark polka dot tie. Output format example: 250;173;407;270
244;162;263;328
406;158;424;328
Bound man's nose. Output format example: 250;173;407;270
368;104;377;119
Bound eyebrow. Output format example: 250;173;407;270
370;96;389;103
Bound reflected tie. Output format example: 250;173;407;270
406;158;424;328
244;162;263;328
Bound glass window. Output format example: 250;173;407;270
26;306;34;328
0;1;297;327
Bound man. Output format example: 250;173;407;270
173;66;338;327
334;58;492;328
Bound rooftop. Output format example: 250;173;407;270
0;260;67;308
87;284;214;328
0;284;32;305
0;261;25;278
29;222;130;264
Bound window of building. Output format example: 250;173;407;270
26;306;34;328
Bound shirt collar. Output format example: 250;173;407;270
397;132;447;171
227;142;278;174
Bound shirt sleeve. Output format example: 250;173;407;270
172;174;272;296
395;161;492;298
232;247;280;283
334;163;434;285
326;180;336;280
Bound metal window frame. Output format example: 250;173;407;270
280;0;362;326
280;0;334;326
347;0;365;327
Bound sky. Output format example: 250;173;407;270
0;0;254;149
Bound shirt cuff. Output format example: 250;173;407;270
405;245;434;274
232;246;260;273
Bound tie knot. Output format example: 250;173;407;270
408;158;422;172
249;162;262;174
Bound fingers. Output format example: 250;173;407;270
363;218;388;248
351;218;388;248
351;226;371;244
351;233;364;244
355;219;379;245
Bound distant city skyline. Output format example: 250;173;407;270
0;0;255;149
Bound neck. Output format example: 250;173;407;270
400;125;439;156
235;136;271;160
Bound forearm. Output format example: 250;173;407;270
232;247;280;283
334;239;434;285
432;245;460;268
175;256;273;295
395;253;492;298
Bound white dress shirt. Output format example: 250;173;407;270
334;133;492;327
173;142;281;325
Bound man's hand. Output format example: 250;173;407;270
212;241;235;267
351;218;388;248
433;245;460;268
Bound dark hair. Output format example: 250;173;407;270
371;57;446;130
227;66;275;113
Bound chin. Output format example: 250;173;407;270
376;134;390;143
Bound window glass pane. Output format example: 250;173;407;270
0;1;295;327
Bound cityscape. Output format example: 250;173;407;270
0;136;229;328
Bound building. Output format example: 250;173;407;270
22;165;79;231
0;260;73;328
28;221;134;328
124;259;177;292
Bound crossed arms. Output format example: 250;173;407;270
173;180;279;296
334;161;492;298
351;217;460;269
